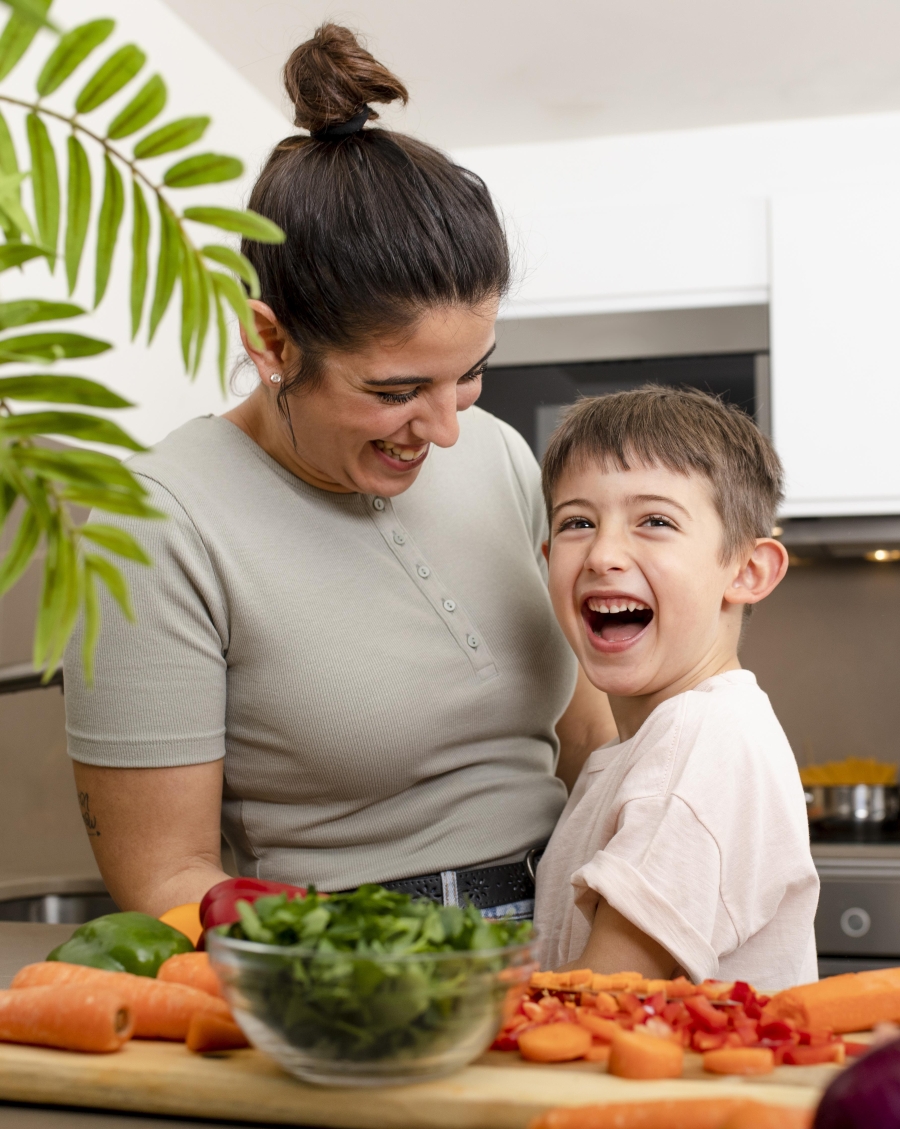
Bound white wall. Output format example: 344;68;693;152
0;0;290;447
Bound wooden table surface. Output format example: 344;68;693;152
0;922;277;1129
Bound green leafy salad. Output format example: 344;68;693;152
221;884;533;1063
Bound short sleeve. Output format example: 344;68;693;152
572;795;724;982
494;416;548;569
64;476;228;767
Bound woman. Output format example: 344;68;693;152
64;25;614;920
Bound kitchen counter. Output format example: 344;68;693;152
0;923;275;1129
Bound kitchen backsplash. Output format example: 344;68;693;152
741;559;900;767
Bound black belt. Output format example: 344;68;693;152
370;848;545;910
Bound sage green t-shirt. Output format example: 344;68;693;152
64;407;576;890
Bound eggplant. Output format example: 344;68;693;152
814;1038;900;1128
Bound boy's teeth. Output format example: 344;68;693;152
586;597;649;613
375;439;422;462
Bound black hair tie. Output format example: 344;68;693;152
311;105;371;141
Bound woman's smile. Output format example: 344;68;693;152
372;439;430;470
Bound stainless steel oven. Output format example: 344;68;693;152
813;844;900;976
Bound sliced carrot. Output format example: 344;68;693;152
186;1012;249;1052
11;962;230;1041
158;903;203;947
575;1010;621;1042
583;1043;611;1063
157;951;222;998
518;1023;592;1063
703;1046;774;1075
0;984;133;1053
608;1028;683;1079
527;1098;798;1129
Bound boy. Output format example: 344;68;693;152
534;386;818;992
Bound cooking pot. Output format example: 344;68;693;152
805;784;900;824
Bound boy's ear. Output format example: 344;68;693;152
723;537;789;608
541;539;549;563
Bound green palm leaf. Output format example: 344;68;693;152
0;331;111;363
182;205;284;243
26;113;59;261
0;0;51;83
129;179;149;338
37;18;114;96
64;135;91;294
0;244;44;271
0;374;131;406
148;198;181;341
0;299;82;329
133;116;209;159
13;446;144;491
80;523;150;564
0;504;39;596
106;73;166;140
82;551;134;621
94;154;123;306
200;245;260;298
0;409;144;449
163;153;242;188
178;237;198;370
75;44;145;114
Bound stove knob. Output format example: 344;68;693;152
840;907;872;938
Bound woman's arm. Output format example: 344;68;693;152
555;666;618;792
73;761;229;916
559;898;679;978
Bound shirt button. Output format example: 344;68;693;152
443;599;456;612
467;634;479;649
417;565;430;578
393;531;406;545
373;497;385;511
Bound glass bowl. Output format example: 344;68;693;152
206;928;537;1087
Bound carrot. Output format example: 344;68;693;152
721;1107;813;1129
157;951;222;998
575;1010;620;1042
703;1047;774;1075
767;967;900;1033
0;984;133;1053
528;1098;807;1129
608;1029;683;1079
11;962;230;1041
583;1043;611;1063
186;1012;249;1052
158;903;203;947
518;1023;592;1063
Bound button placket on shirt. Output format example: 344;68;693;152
367;495;497;681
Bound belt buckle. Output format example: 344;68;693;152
524;848;543;884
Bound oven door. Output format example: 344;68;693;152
816;858;900;972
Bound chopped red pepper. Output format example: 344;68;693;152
759;1019;797;1042
843;1041;869;1057
730;981;754;1007
692;1029;728;1052
780;1044;845;1066
684;995;729;1032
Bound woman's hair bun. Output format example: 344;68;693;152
284;23;408;132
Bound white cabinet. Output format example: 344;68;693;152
771;190;900;517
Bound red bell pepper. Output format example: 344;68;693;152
197;877;308;947
692;1029;728;1052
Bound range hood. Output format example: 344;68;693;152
777;516;900;560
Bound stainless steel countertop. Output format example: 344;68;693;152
0;923;278;1129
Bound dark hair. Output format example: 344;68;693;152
542;385;784;562
242;24;510;412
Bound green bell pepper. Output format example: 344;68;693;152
47;912;194;976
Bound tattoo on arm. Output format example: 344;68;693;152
78;791;100;837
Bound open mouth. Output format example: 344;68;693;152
583;596;654;646
372;439;429;469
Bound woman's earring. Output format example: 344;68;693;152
270;372;282;384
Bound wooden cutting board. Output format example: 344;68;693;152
0;1040;833;1129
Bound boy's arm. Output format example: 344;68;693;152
558;898;679;978
555;666;617;791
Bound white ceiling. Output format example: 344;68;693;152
162;0;900;150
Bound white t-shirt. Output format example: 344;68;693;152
533;670;819;991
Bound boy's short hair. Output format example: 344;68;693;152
542;385;784;562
